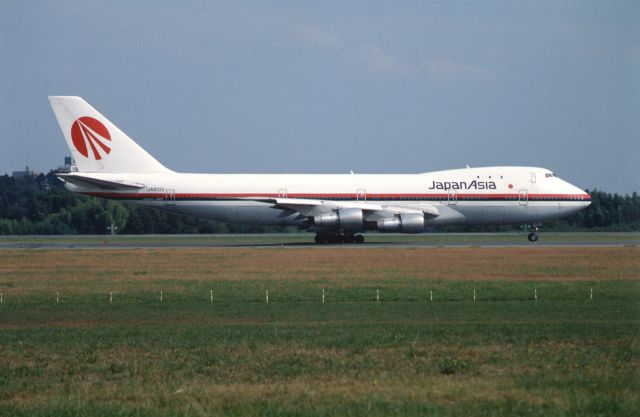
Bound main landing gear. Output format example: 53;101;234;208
314;233;365;244
527;232;538;242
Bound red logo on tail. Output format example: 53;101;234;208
70;117;111;160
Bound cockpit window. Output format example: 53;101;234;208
545;173;556;178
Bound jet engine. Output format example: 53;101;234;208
377;213;424;234
314;208;363;232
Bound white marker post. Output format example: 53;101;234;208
322;288;325;304
160;290;163;303
473;289;476;303
534;288;537;301
1;291;3;304
210;290;213;303
109;291;113;304
56;291;59;303
376;289;380;303
266;290;269;304
590;288;593;301
430;290;433;302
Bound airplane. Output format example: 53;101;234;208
49;96;591;243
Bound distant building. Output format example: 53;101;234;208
12;165;41;178
54;156;78;173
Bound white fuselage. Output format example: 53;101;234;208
70;166;591;229
49;96;592;238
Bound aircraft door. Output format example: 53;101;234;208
165;189;176;206
357;189;367;202
278;188;288;198
447;189;457;205
518;189;528;206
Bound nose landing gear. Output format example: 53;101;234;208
524;223;541;242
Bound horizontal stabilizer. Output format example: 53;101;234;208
57;174;145;190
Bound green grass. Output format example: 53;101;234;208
1;279;638;416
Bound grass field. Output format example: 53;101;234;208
0;244;638;416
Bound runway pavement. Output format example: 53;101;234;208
0;233;637;249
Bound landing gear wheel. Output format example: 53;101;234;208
315;233;364;244
315;233;330;244
527;232;538;242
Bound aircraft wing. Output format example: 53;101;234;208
238;197;381;216
238;197;439;218
386;203;440;218
57;173;145;190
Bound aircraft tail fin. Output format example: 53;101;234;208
48;96;171;173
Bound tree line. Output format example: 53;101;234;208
0;172;638;235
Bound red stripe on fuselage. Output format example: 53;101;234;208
80;192;592;201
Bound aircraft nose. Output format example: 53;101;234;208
565;181;591;208
574;186;591;206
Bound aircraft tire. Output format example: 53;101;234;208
355;234;365;244
527;232;538;242
315;233;331;244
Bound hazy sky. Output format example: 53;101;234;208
1;1;638;193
